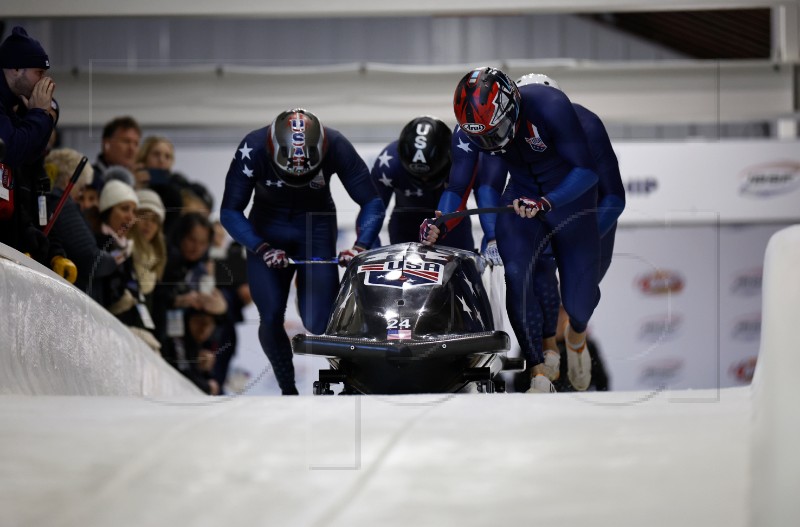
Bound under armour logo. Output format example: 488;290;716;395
265;180;284;187
404;188;423;197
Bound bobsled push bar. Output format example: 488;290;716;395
433;206;514;228
286;207;515;264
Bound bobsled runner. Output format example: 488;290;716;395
292;242;524;394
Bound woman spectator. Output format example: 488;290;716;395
95;180;161;352
136;135;175;172
153;212;227;348
135;135;182;234
129;189;167;316
44;147;117;301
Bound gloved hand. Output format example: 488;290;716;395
513;196;552;219
51;255;78;283
256;243;289;269
482;240;503;266
419;210;446;246
337;245;365;267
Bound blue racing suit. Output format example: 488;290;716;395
533;103;626;340
443;84;601;366
220;125;385;393
367;140;473;250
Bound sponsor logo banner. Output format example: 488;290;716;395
637;313;683;342
729;357;757;384
739;162;800;197
636;270;684;295
731;313;761;342
730;267;762;297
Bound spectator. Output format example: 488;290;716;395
129;189;167;316
93;116;141;177
95;179;160;351
0;26;76;282
162;307;222;395
132;137;183;233
136;135;175;172
44;147;116;299
77;176;101;212
153;212;227;348
180;180;213;218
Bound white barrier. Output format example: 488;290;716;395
0;244;200;396
751;225;800;527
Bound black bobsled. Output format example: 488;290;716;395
292;242;524;394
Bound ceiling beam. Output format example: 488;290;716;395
51;59;794;131
2;0;791;18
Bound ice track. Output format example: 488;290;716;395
1;226;798;527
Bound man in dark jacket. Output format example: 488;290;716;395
0;26;75;281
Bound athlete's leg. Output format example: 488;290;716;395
496;210;548;371
547;188;600;391
296;214;339;335
533;251;561;380
599;222;617;283
247;253;297;394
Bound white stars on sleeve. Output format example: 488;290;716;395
242;165;254;178
378;173;393;187
238;143;253;160
377;150;393;168
456;137;473;153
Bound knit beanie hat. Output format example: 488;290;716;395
0;27;50;70
99;180;139;213
136;189;166;223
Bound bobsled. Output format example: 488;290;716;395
291;242;524;394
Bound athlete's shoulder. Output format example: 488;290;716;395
519;83;573;116
323;126;349;147
374;140;400;168
451;127;479;156
573;103;607;137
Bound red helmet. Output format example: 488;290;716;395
453;67;521;151
267;108;327;187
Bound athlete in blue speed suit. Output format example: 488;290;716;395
512;75;625;370
365;116;474;251
421;67;601;393
220;108;385;395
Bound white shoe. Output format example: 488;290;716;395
565;325;592;391
526;375;556;393
542;350;560;381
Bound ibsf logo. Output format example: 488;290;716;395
729;357;757;384
636;270;684;295
730;267;762;297
739;162;800;197
461;123;485;133
731;313;761;342
637;313;683;342
625;177;658;195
